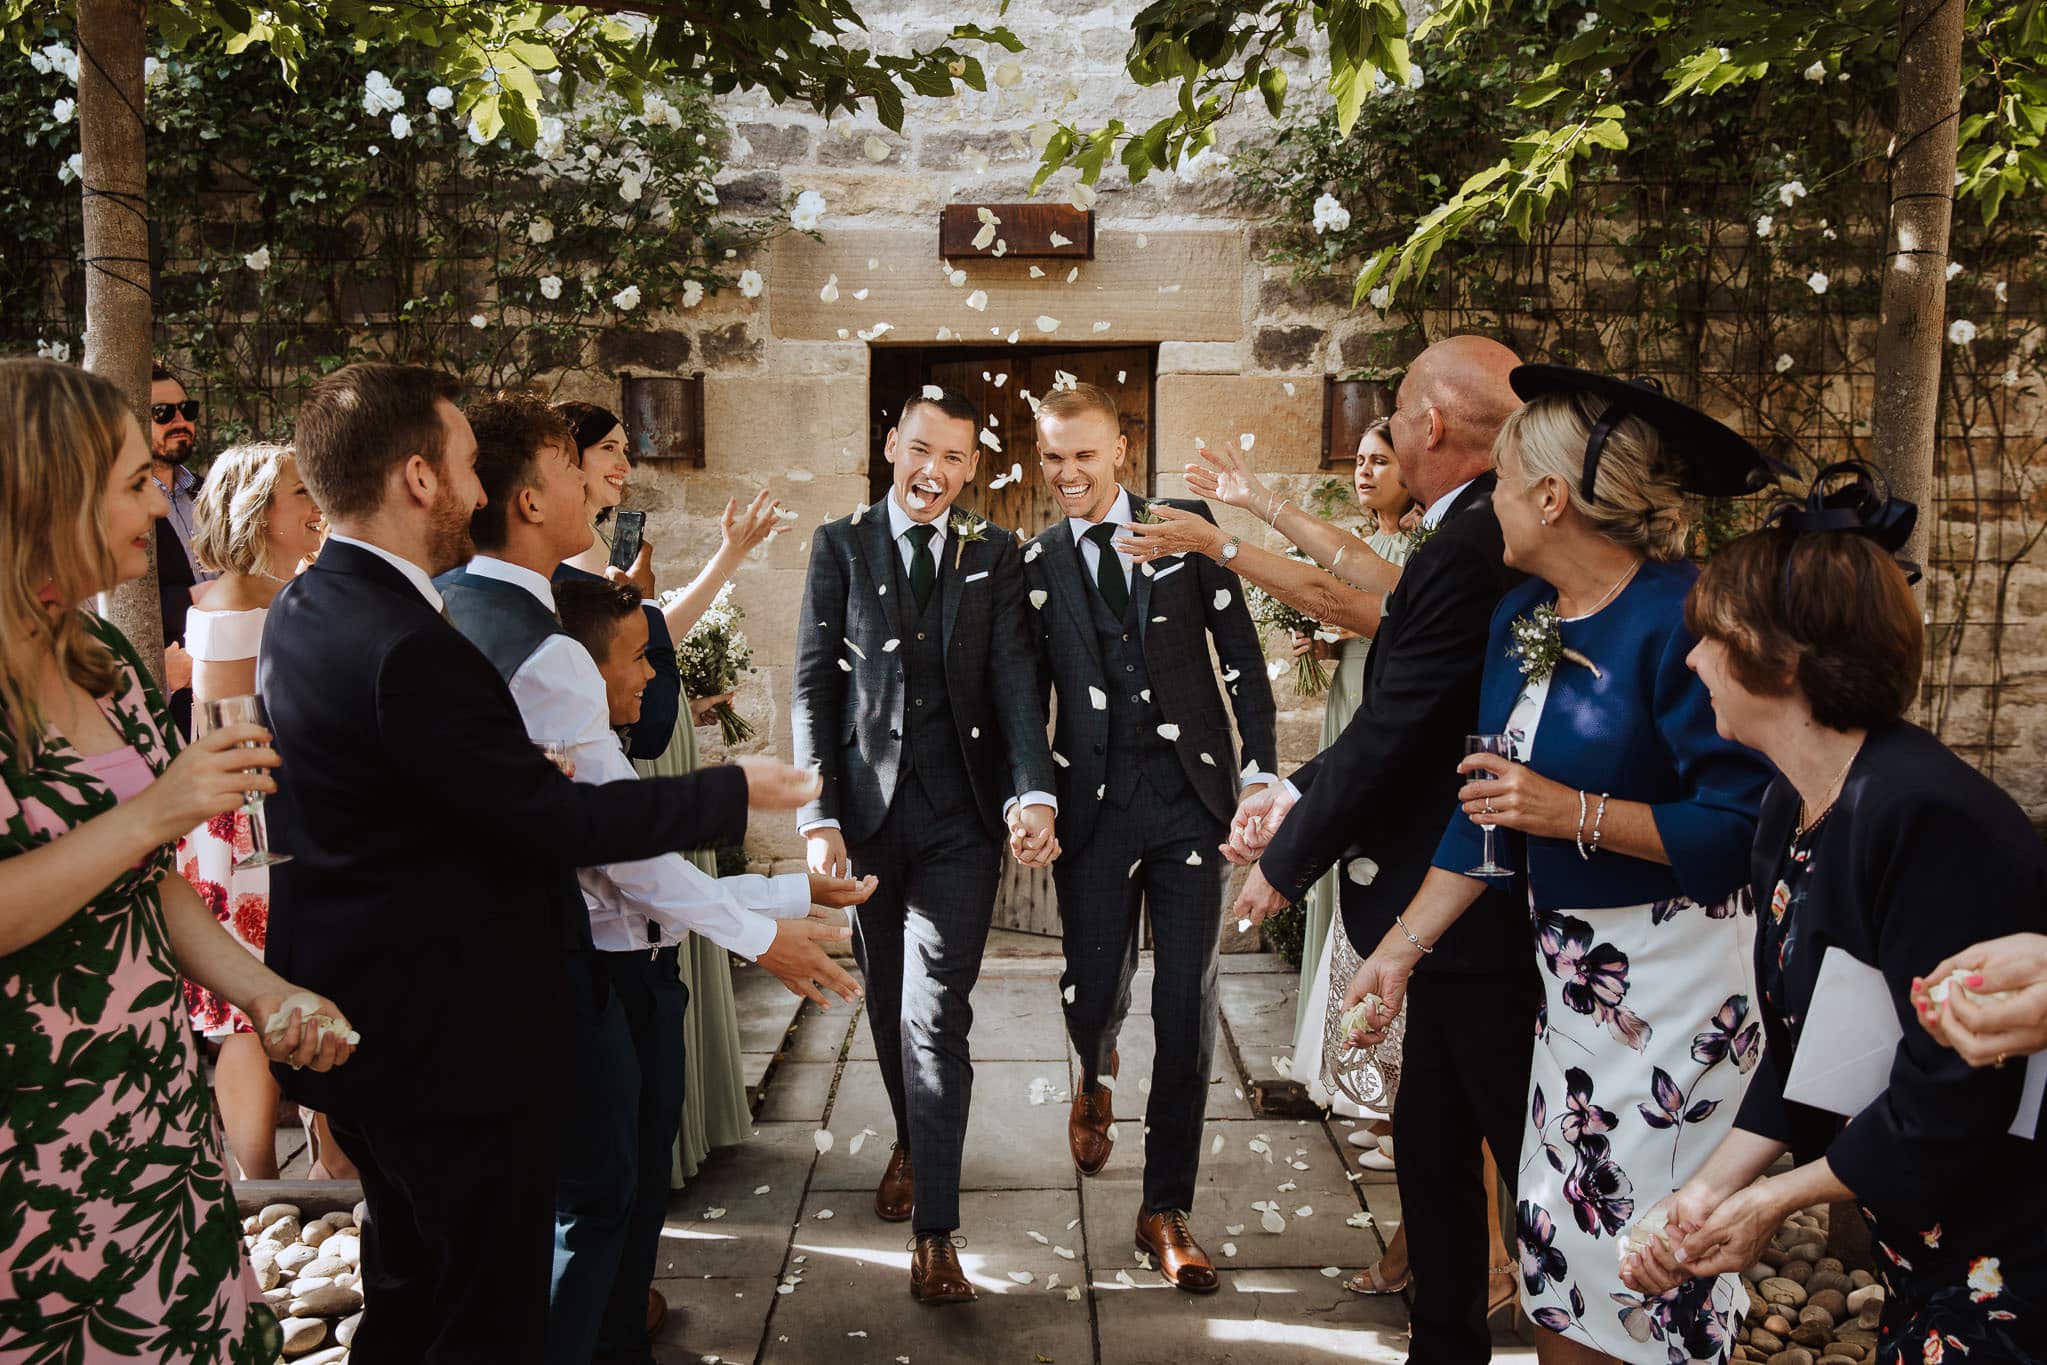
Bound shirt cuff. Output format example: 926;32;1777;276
765;871;813;919
730;911;778;963
1281;778;1302;803
1003;791;1059;818
1239;766;1276;791
799;818;842;835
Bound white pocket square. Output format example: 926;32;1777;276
1150;560;1186;582
964;570;990;583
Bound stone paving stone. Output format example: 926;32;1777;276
843;975;1071;1064
656;1124;825;1280
1091;1266;1413;1364
735;962;807;1055
1081;1119;1376;1273
1068;1005;1261;1121
755;1060;839;1124
781;999;859;1062
810;1059;1077;1193
761;1189;1093;1365
649;1275;780;1364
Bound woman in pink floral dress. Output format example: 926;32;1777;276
175;441;335;1181
0;359;353;1362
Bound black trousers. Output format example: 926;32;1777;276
1054;770;1226;1213
328;1105;557;1363
846;771;1003;1235
1392;966;1540;1365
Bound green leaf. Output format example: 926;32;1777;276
1260;64;1288;118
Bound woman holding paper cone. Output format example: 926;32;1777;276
1621;466;2047;1364
0;359;354;1360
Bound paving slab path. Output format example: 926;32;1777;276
651;950;1536;1364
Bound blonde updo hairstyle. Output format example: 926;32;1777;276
1496;389;1689;563
191;441;297;578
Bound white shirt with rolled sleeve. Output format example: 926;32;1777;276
462;555;810;959
799;490;1058;835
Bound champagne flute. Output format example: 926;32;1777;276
1464;733;1515;878
196;694;291;871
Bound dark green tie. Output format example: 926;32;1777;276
904;522;938;612
1085;523;1128;617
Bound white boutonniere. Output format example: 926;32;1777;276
950;511;988;569
1507;603;1602;685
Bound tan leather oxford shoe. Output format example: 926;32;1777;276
874;1143;915;1223
908;1233;977;1305
1135;1208;1219;1295
1068;1049;1118;1176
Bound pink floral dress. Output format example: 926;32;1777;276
0;613;279;1362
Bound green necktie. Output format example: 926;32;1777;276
1085;523;1128;617
904;522;938;612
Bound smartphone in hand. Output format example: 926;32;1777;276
609;509;647;572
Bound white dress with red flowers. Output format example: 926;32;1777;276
177;607;270;1039
1506;674;1757;1364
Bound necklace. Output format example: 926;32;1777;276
1562;558;1642;621
1796;737;1864;836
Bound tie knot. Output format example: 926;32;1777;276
1084;522;1120;551
904;522;937;551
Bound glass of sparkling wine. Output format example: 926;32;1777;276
196;694;291;871
1464;732;1515;878
538;741;576;779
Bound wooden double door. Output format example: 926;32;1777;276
866;345;1154;935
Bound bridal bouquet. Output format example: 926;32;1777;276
672;583;756;743
1246;566;1328;696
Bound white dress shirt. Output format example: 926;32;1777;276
803;492;1054;835
459;555;808;960
326;532;444;612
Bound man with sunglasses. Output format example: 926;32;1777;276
150;361;214;732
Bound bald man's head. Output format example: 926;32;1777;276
1388;335;1524;506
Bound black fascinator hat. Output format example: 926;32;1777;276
1509;365;1785;500
1763;460;1920;584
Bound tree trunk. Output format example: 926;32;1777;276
76;0;161;679
1868;0;1965;575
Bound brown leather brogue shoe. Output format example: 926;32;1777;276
645;1286;668;1335
1136;1208;1220;1295
875;1143;915;1223
908;1233;977;1304
1068;1049;1119;1176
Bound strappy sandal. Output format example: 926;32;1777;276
1342;1262;1411;1295
1488;1263;1521;1325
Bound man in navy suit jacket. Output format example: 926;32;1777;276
258;363;819;1364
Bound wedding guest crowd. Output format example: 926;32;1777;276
6;335;2044;1365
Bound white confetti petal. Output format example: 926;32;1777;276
1029;589;1049;609
1129;860;1142;878
922;384;945;400
1091;321;1111;333
979;427;1003;452
965;289;989;312
970;726;980;738
1320;1266;1344;1278
1088;686;1108;711
1008;1270;1036;1284
1028;1230;1050;1244
1283;381;1296;396
883;639;901;653
852;287;869;300
814;1129;834;1154
1237;917;1253;933
706;1207;728;1219
1056;1244;1077;1259
813;1208;835;1220
1035;315;1061;333
1295;1205;1314;1218
819;274;840;302
1117;370;1128;383
1260;1208;1287;1233
1029;265;1046;279
1115;1269;1138;1287
1067;267;1080;284
848;1130;868;1156
972;222;997;250
1065;1284;1083;1301
1062;983;1077;1003
837;659;852;673
842;637;866;660
1186;850;1203;866
754;1185;771;1195
1225;1224;1245;1236
1200;752;1216;766
1156;723;1181;741
1053;751;1070;767
1222;1242;1238;1257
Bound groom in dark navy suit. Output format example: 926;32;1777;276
258;363;821;1363
1023;382;1276;1294
790;386;1059;1304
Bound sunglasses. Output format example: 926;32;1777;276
151;400;201;424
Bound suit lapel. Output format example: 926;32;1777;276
1125;490;1159;636
853;502;907;640
1040;520;1103;669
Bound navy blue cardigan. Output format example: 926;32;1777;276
1736;721;2047;1223
552;561;678;762
1434;559;1770;910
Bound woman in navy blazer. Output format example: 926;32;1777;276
1623;469;2047;1365
1347;368;1776;1364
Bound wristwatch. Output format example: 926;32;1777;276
1220;535;1242;565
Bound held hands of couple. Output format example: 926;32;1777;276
1457;751;1578;840
737;756;824;812
1006;802;1060;868
1913;932;2047;1067
1222;781;1293;866
136;722;280;846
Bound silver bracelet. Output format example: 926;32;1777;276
1395;913;1434;955
1575;789;1591;861
1589;792;1610;855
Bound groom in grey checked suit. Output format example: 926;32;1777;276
790;387;1059;1304
1023;382;1276;1293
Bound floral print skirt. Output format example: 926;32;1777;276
1514;892;1759;1363
1864;1208;2044;1364
177;808;269;1037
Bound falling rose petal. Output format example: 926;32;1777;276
706;1207;728;1219
1066;267;1080;284
1048;231;1073;247
1185;850;1203;866
970;726;980;738
1320;1266;1343;1279
852;288;870;300
979;427;1003;452
755;1185;771;1195
814;1129;835;1154
1053;751;1070;767
1213;589;1232;610
1295;1206;1313;1218
1222;1242;1238;1257
1156;723;1181;741
1200;752;1216;766
1260;1208;1287;1233
1283;381;1296;397
843;637;866;660
972;222;997;250
1091;321;1111;333
965;289;989;311
1114;1269;1137;1288
1029;589;1049;609
848;1131;867;1156
1118;370;1128;384
813;1208;835;1220
1024;540;1044;562
994;373;1009;388
1036;315;1061;333
992;239;1008;257
1095;784;1105;799
820;274;840;302
882;639;901;654
837;659;852;673
1088;686;1108;710
1028;1231;1050;1245
1055;1245;1076;1260
1070;183;1098;210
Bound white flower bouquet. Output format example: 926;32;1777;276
673;583;756;743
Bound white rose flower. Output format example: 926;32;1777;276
469;313;488;329
612;285;641;311
59;153;82;184
1807;271;1829;295
790;189;826;232
51;97;75;123
1804;60;1827;82
1995;279;2008;302
428;85;455;110
1577;11;1601;32
1775;353;1794;374
34;339;72;363
243;245;271;271
539;275;563;300
1778;180;1807;207
680;279;704;308
619;173;645;204
1175;144;1224;183
534;116;566;162
1947;319;1978;346
1754;214;1773;238
1946;261;1964;281
1312;193;1352;235
739;269;764;298
527;217;555;244
362;70;404;116
1070;182;1099;211
467;116;492;146
390;112;411;140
